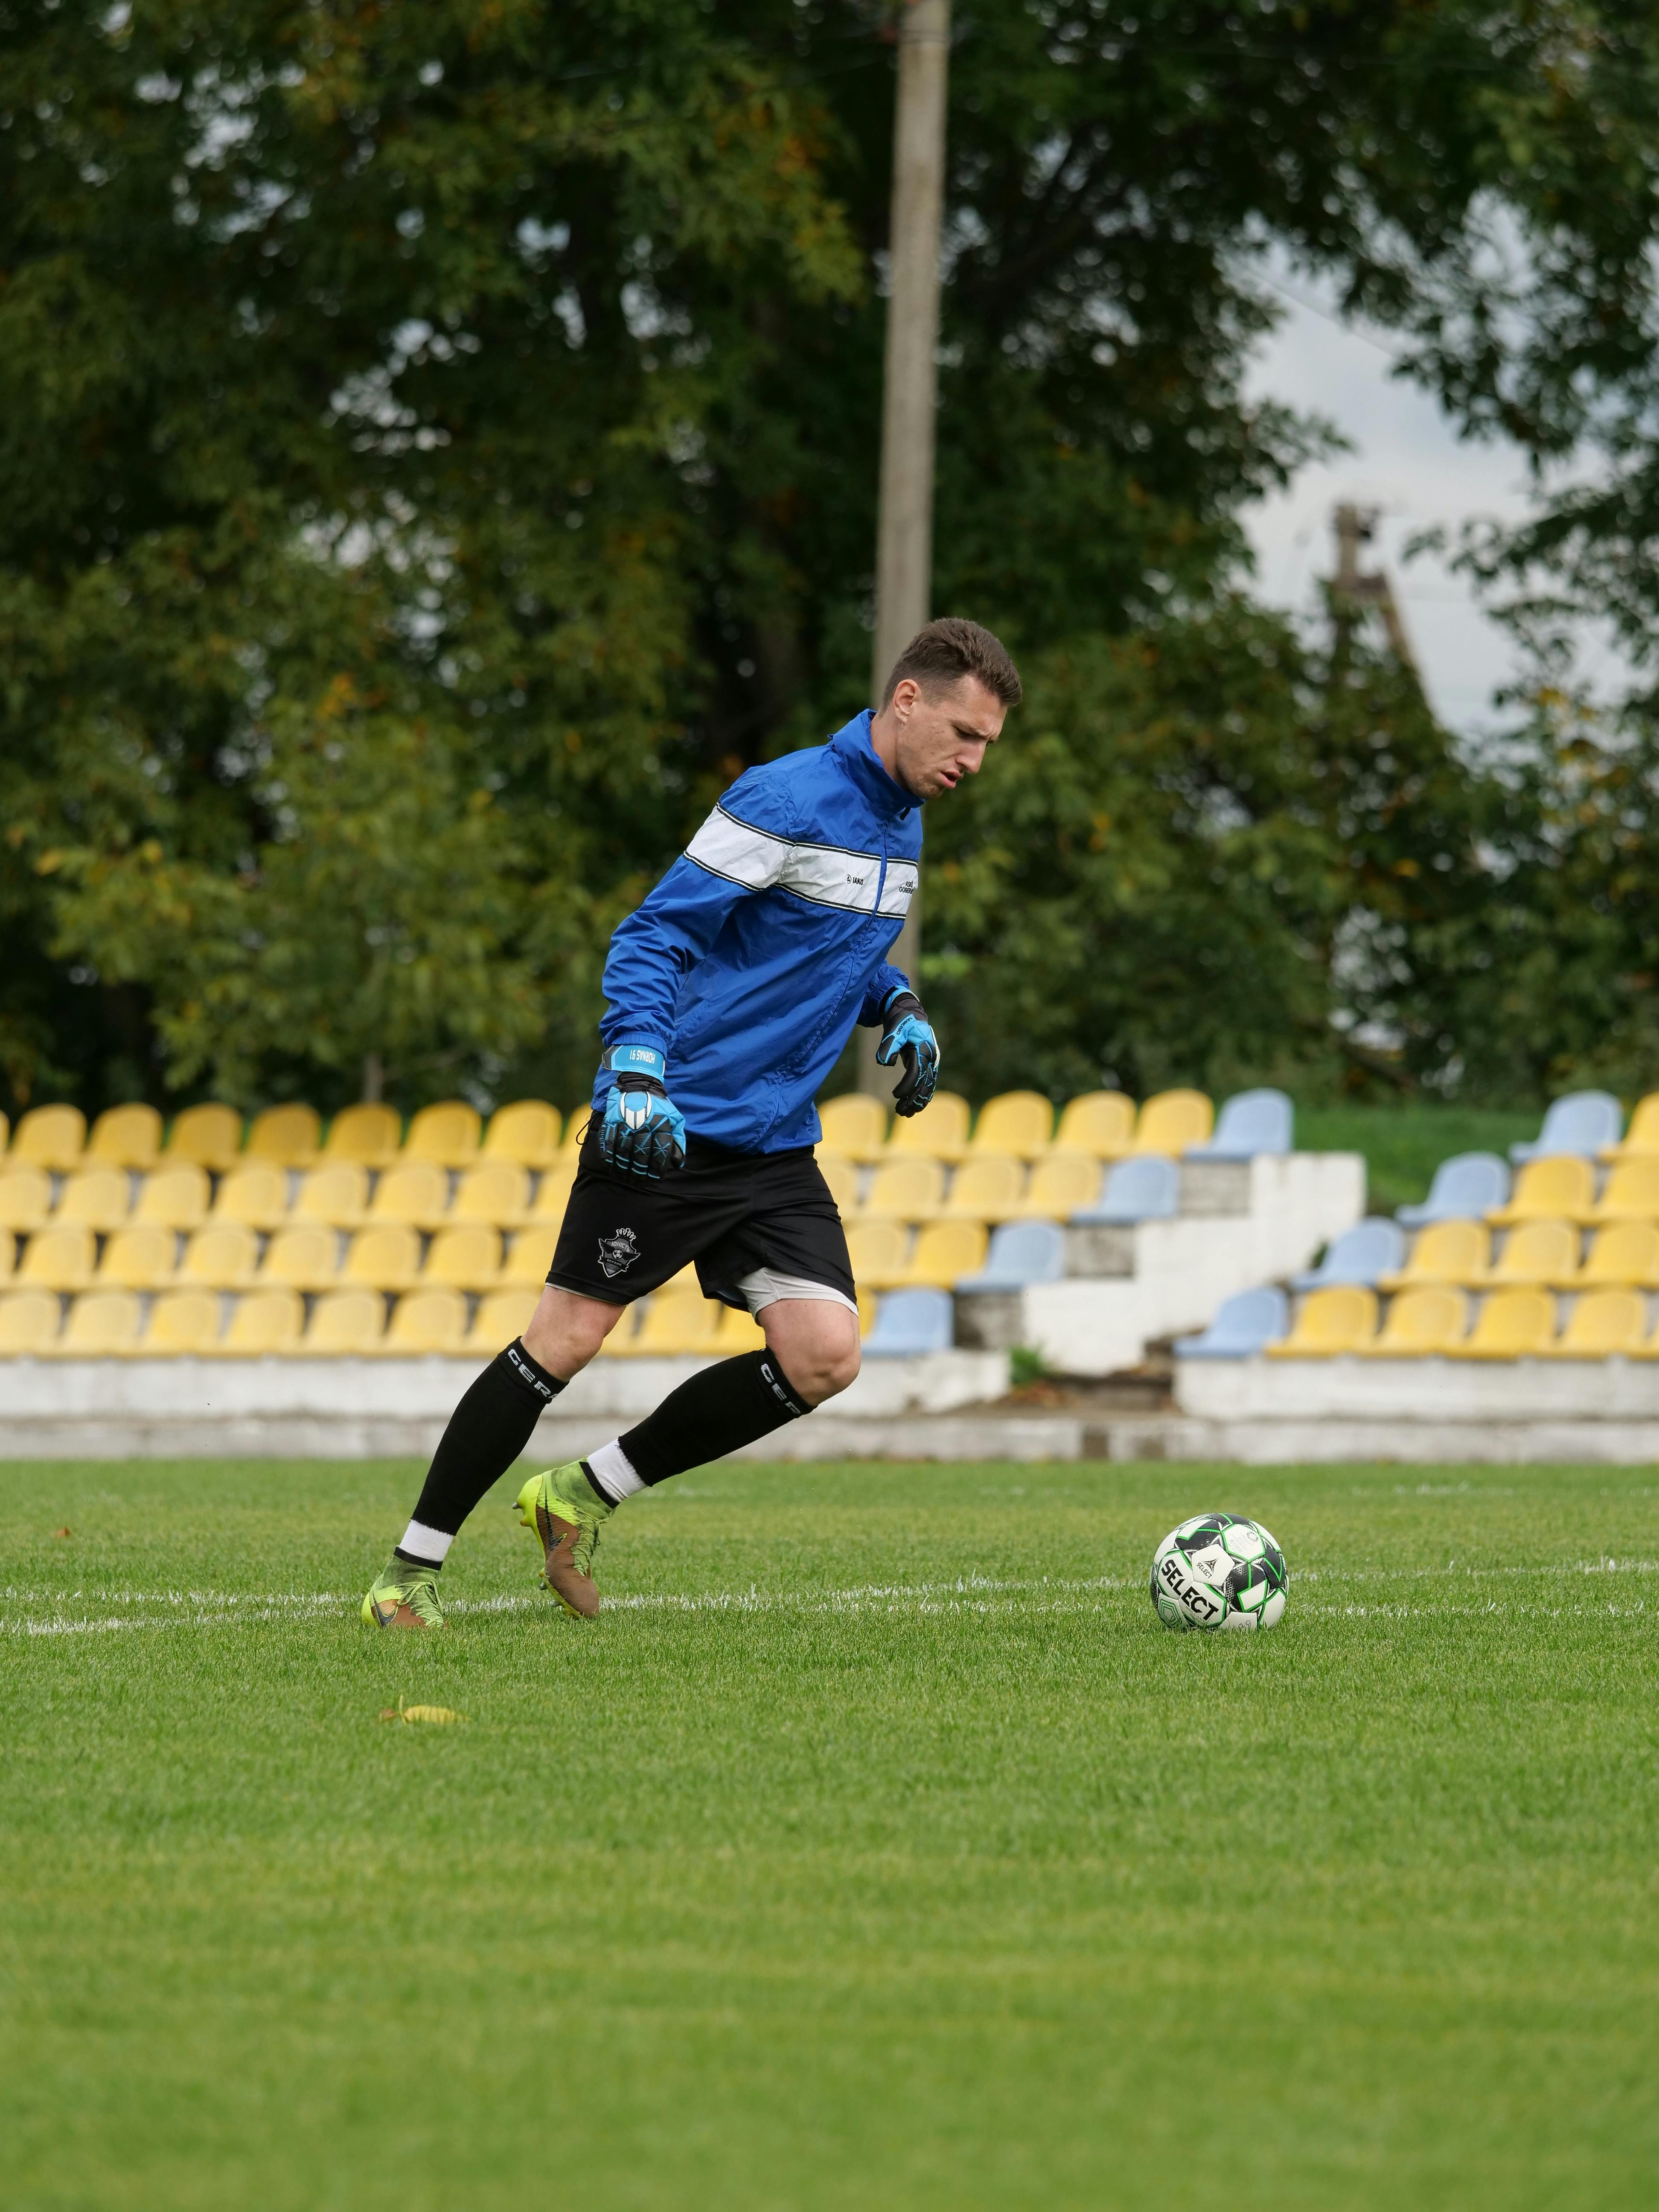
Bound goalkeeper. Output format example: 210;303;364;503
364;617;1021;1629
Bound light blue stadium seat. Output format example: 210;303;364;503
862;1289;954;1357
1396;1152;1509;1228
955;1220;1066;1291
1509;1090;1623;1164
1186;1087;1294;1160
1291;1217;1406;1290
1072;1154;1178;1224
1173;1286;1288;1359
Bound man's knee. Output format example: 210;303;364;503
764;1304;861;1406
521;1287;622;1378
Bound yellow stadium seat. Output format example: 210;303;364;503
1478;1220;1579;1288
845;1219;911;1289
972;1091;1054;1158
814;1150;859;1215
370;1159;450;1230
55;1167;131;1233
134;1162;211;1232
713;1302;768;1354
499;1229;556;1291
465;1287;542;1353
883;1091;971;1162
1450;1286;1556;1359
856;1284;878;1336
1356;1286;1469;1356
482;1100;562;1170
382;1286;467;1355
144;1289;224;1356
1015;1151;1101;1220
1601;1091;1659;1161
54;1289;142;1357
1488;1155;1595;1226
529;1163;579;1223
342;1224;422;1292
165;1102;244;1171
1544;1288;1646;1359
0;1233;12;1286
212;1162;291;1231
1569;1222;1659;1290
98;1225;178;1290
291;1163;370;1230
1380;1219;1489;1290
894;1218;987;1288
450;1161;532;1228
216;1287;303;1356
1266;1286;1379;1358
246;1103;320;1167
861;1157;945;1222
424;1225;502;1292
88;1103;162;1169
817;1093;889;1163
0;1289;61;1354
627;1288;721;1357
403;1100;481;1168
0;1167;52;1234
305;1288;387;1354
0;1109;6;1152
1583;1157;1659;1224
260;1223;342;1293
10;1104;87;1172
322;1102;402;1168
943;1153;1026;1222
18;1224;96;1292
1050;1090;1135;1160
556;1105;593;1164
1130;1089;1214;1156
178;1222;260;1291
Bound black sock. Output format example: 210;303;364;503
396;1339;565;1558
610;1348;812;1490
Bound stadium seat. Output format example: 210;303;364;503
143;1289;224;1356
884;1091;971;1161
17;1224;96;1292
0;1167;52;1235
1396;1152;1510;1227
9;1104;87;1172
1451;1286;1556;1359
87;1103;163;1169
322;1102;402;1168
626;1288;721;1356
817;1093;889;1162
861;1156;945;1222
305;1287;388;1354
0;1289;62;1354
0;1233;13;1286
1545;1288;1646;1359
54;1289;142;1356
844;1220;911;1290
1049;1090;1135;1159
246;1103;321;1167
465;1287;541;1353
893;1219;987;1288
403;1100;481;1169
1582;1158;1659;1224
178;1222;260;1291
164;1102;244;1171
1355;1285;1469;1356
1380;1219;1489;1289
56;1167;131;1233
342;1224;422;1292
528;1162;578;1224
1511;1090;1622;1164
211;1162;291;1231
1265;1285;1379;1357
863;1287;954;1356
1601;1091;1659;1162
482;1100;562;1170
369;1160;450;1230
1292;1218;1406;1291
1479;1220;1580;1287
1130;1089;1214;1156
1187;1087;1293;1161
971;1091;1053;1158
1014;1151;1101;1220
215;1287;303;1356
814;1150;859;1215
1488;1156;1596;1226
856;1284;878;1337
713;1302;767;1355
499;1229;556;1290
1173;1286;1288;1359
291;1162;370;1230
424;1225;503;1292
1073;1154;1178;1225
943;1152;1025;1222
450;1161;532;1228
134;1162;211;1232
1569;1222;1659;1290
555;1105;593;1163
382;1286;468;1355
97;1224;178;1290
956;1219;1066;1290
260;1223;342;1292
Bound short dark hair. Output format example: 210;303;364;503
881;617;1022;709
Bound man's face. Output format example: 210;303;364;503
891;675;1006;800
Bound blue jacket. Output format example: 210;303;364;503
594;710;923;1152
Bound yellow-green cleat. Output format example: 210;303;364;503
515;1461;614;1618
361;1556;446;1630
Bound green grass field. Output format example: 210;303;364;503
3;1455;1656;2211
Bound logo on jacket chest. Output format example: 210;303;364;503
597;1227;641;1279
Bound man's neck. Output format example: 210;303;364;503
867;704;912;796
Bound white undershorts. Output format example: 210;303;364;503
738;1267;859;1319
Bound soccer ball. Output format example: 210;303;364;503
1149;1513;1287;1633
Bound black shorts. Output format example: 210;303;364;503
547;1128;856;1312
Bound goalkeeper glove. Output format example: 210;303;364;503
599;1046;687;1180
875;988;940;1118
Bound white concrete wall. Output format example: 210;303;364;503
1177;1351;1659;1423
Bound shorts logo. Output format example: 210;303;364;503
597;1227;640;1280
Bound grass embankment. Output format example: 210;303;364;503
1294;1103;1537;1214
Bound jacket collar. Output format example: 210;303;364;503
829;710;921;821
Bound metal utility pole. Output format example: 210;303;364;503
1331;503;1418;677
859;0;951;1099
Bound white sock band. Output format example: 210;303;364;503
586;1439;644;1504
397;1519;454;1566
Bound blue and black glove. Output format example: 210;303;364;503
876;988;940;1118
599;1045;687;1180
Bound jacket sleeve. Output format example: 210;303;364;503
858;963;911;1027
